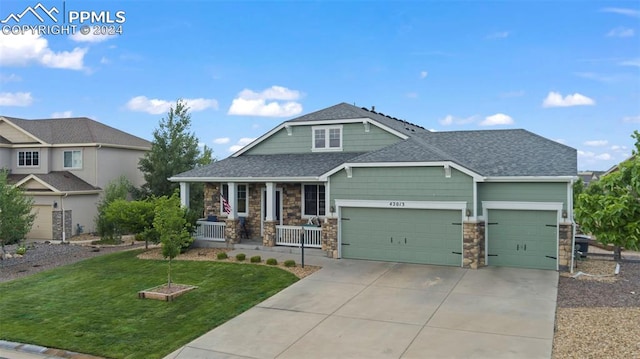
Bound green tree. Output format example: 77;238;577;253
574;131;640;260
103;198;157;248
138;99;214;216
0;170;36;250
95;176;133;240
152;194;193;287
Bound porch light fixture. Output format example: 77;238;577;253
465;209;471;217
330;206;335;213
562;210;568;219
53;201;58;209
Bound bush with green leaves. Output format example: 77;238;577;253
235;253;246;261
0;170;35;247
266;258;278;265
15;246;27;255
250;255;261;263
95;176;133;241
153;193;193;287
283;259;296;267
217;252;228;260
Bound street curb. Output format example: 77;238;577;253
0;340;103;359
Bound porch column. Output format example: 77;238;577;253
265;182;276;221
227;182;237;220
179;182;190;208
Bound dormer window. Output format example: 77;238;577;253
312;125;342;151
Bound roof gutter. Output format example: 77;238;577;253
168;176;323;183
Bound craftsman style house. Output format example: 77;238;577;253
0;116;151;240
171;103;577;271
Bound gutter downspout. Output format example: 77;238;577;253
569;179;575;273
95;144;102;187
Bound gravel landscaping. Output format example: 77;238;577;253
553;258;640;358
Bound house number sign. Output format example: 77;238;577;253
389;201;405;207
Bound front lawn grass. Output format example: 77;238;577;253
0;249;298;359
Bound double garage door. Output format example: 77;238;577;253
341;207;462;266
486;209;558;270
340;207;559;270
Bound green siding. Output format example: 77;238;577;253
341;207;462;265
245;123;401;155
477;182;568;214
330;167;473;207
486;209;557;270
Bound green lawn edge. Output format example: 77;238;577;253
0;249;298;359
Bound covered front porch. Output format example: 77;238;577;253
179;181;337;256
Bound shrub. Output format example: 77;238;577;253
216;252;228;260
266;258;278;265
235;253;246;261
283;259;296;267
250;255;261;263
15;246;27;255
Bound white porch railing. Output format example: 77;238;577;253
196;220;226;242
275;225;322;248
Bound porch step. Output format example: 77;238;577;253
192;239;327;257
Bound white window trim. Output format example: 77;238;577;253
63;150;83;169
302;183;327;218
221;183;249;217
17;150;40;167
312;125;343;152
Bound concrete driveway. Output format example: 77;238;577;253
166;254;558;359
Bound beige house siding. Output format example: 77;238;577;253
96;147;147;188
10;147;50;175
0;147;10;168
50;147;97;185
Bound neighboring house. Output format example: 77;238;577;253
0;116;151;240
577;171;604;186
171;103;577;271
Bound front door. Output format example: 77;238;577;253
261;189;282;235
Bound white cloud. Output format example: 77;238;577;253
69;32;113;43
438;114;478;126
126;96;218;115
0;33;86;70
606;27;635;37
601;7;640;18
0;73;21;83
578;150;613;161
622;115;640;123
213;137;230;144
596;153;612;160
228;137;256;153
51;110;72;118
0;92;33;106
486;31;510;39
228;85;303;117
619;58;640;67
584;140;608;147
406;92;419;99
542;91;595;108
480;113;514;126
611;145;628;151
100;57;110;65
419;71;428;79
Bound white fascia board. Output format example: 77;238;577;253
232;117;410;158
23;190;102;196
335;199;467;210
484;176;577;183
6;143;149;151
168;176;323;183
320;161;483;181
14;174;60;192
482;201;563;211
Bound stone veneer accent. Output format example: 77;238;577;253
262;221;277;246
281;183;303;225
224;218;240;244
463;221;485;269
52;210;72;241
558;222;573;272
321;218;338;258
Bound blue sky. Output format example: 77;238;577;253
1;0;638;171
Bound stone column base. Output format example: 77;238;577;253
225;218;240;244
322;218;338;258
263;221;277;247
463;221;485;269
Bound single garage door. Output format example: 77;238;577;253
487;209;557;270
27;205;53;240
341;207;462;266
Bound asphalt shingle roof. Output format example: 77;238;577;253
172;103;577;180
8;171;101;192
174;152;364;179
1;116;151;148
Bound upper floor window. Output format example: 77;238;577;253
312;125;342;151
303;184;326;217
18;151;39;167
63;150;82;169
221;184;248;216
